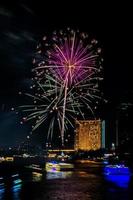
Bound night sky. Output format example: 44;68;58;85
0;0;132;147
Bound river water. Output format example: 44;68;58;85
0;162;133;200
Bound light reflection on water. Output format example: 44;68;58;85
32;172;43;182
12;174;22;200
12;183;22;200
104;174;131;188
0;187;5;200
0;174;22;200
46;171;73;180
75;171;91;178
0;177;5;200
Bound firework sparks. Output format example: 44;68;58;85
20;28;103;146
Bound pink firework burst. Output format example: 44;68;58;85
49;37;96;84
35;29;101;87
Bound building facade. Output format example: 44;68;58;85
74;120;105;151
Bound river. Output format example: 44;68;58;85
0;161;132;200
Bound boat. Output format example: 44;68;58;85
104;164;131;175
45;161;74;172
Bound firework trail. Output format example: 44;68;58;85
20;28;103;146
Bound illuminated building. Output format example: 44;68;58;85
74;120;105;151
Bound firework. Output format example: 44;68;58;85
20;28;103;146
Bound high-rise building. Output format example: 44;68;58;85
74;120;105;151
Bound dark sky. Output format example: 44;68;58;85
0;0;132;147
